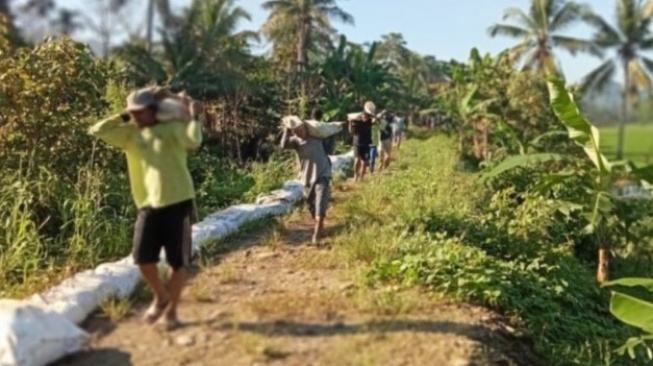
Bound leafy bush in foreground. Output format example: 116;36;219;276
0;35;294;296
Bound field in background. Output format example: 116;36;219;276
600;123;653;165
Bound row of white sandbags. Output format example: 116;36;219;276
0;151;354;366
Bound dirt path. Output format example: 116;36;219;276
55;178;541;366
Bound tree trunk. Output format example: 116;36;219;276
472;120;480;159
481;119;489;160
146;0;155;53
597;247;609;284
296;6;307;71
617;60;629;160
458;125;464;156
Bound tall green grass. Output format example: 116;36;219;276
0;162;132;297
0;147;294;297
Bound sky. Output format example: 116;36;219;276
235;0;616;83
46;0;620;83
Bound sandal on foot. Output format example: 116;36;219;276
142;298;169;324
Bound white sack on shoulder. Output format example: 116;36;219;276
282;116;343;139
156;98;188;122
347;112;362;121
304;120;344;138
282;116;304;129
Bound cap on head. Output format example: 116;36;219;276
126;88;158;112
286;116;305;130
364;101;376;116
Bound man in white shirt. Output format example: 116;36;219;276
392;114;406;151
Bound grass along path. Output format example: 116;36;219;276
56;132;540;366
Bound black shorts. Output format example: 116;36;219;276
133;199;193;269
355;145;370;161
305;176;331;218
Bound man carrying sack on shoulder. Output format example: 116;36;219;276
88;87;203;331
348;101;376;182
280;110;332;246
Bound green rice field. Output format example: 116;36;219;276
600;123;653;165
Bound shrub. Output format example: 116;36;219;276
352;133;638;365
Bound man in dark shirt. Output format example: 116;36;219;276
348;101;376;182
280;114;332;245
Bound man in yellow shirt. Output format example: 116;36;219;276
89;88;203;330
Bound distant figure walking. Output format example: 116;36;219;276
348;101;376;182
392;114;406;151
89;87;203;331
280;111;332;245
378;109;394;172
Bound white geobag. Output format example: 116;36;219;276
156;98;188;122
348;112;384;121
0;300;89;366
282;116;344;139
150;86;194;122
347;112;362;121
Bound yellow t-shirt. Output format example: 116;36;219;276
89;115;202;209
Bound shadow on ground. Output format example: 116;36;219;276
220;319;484;337
219;319;543;366
54;349;133;366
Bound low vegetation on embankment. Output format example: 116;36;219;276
0;44;295;298
331;130;646;366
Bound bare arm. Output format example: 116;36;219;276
280;128;298;150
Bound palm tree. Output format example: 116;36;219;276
261;0;354;71
145;0;173;53
116;0;254;96
51;8;83;36
19;0;54;17
582;0;653;160
188;0;258;47
488;0;601;75
375;32;411;71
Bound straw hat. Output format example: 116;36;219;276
364;101;376;115
282;115;306;129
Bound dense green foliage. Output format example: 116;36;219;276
0;24;297;296
0;0;441;296
2;0;653;363
341;133;638;365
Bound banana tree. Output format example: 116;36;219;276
314;35;398;120
113;0;252;98
314;35;356;119
348;41;398;106
448;49;503;161
602;277;653;360
457;85;499;160
481;78;653;283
